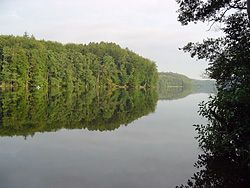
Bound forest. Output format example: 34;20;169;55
0;35;158;91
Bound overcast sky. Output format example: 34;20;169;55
0;0;220;79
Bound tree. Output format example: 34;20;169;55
176;0;250;187
23;31;29;38
177;0;249;25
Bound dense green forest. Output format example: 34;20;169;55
0;89;157;137
0;35;158;90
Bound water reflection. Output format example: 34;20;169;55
176;113;250;187
176;93;249;187
157;87;193;100
0;89;157;137
0;84;216;137
177;147;250;188
157;85;216;101
0;89;212;188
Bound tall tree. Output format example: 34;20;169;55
176;0;250;187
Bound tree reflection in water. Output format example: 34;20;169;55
0;89;157;137
177;95;250;188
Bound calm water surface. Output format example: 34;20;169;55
0;93;209;188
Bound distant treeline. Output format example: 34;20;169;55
158;72;192;89
0;89;157;137
0;35;158;90
157;72;216;100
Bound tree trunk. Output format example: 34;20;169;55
248;0;250;20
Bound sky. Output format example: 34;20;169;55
0;0;220;79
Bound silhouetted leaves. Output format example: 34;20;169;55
176;0;250;187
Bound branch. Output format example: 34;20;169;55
207;7;230;31
248;0;250;20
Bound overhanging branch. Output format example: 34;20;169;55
248;0;250;20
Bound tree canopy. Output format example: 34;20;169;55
177;0;249;25
0;35;158;91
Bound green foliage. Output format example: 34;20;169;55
176;0;250;187
0;35;158;90
0;89;157;137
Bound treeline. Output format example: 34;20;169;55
157;72;216;97
158;72;191;89
0;89;157;137
0;35;158;90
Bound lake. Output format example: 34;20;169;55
0;89;210;188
